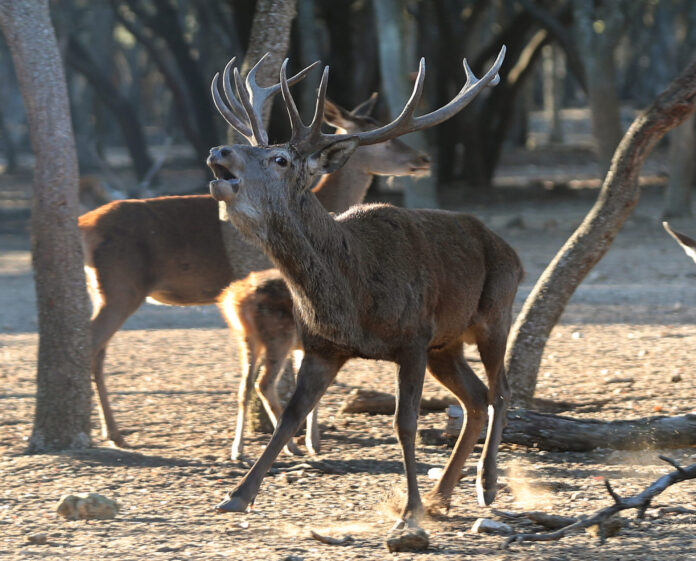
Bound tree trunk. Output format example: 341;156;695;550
506;57;696;404
664;112;695;218
224;0;298;433
66;36;154;182
372;0;439;208
0;0;91;451
572;0;625;177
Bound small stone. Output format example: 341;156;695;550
471;518;513;535
56;492;119;520
26;532;48;545
386;527;429;552
427;467;444;480
671;373;682;383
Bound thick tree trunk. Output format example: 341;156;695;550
373;0;438;208
224;0;298;433
506;57;696;404
664;113;695;218
0;0;91;450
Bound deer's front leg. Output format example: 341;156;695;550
392;350;427;529
216;352;343;513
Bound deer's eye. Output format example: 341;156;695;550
273;155;288;167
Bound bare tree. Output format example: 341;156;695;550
506;57;696;404
0;0;91;450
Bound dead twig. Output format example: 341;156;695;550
503;457;696;549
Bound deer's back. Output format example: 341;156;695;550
327;204;523;353
79;195;233;305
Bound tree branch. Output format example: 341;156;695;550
504;458;696;548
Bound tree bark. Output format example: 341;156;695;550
0;0;91;451
372;0;439;208
506;57;696;404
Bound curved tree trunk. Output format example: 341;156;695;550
506;57;696;404
0;0;91;450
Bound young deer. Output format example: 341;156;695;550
79;83;430;448
219;97;431;460
663;222;696;264
207;48;522;529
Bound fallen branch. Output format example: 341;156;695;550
503;456;696;548
445;406;696;451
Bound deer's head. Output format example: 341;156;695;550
208;48;506;239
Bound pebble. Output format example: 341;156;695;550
56;492;119;520
386;527;429;552
471;518;513;535
26;532;47;545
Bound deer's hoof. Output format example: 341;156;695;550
476;479;498;506
215;494;250;513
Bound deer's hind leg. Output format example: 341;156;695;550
88;281;146;447
255;333;301;456
423;344;488;514
474;319;512;506
231;336;261;461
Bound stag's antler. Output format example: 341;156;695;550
211;54;320;146
279;45;506;155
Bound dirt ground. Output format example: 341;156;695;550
0;155;695;560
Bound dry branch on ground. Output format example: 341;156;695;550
503;456;696;548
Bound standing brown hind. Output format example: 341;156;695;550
207;49;522;531
79;96;430;448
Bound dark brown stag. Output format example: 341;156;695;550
207;47;523;530
79;62;430;449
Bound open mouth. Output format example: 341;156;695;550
410;166;431;177
209;163;237;181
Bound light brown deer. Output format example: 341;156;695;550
207;47;522;530
663;222;696;264
79;84;430;448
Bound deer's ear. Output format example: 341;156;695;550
323;99;352;130
307;137;359;176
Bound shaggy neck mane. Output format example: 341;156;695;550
262;189;360;344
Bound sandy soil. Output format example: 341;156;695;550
1;172;695;560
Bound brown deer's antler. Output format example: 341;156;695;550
211;54;320;146
279;45;507;155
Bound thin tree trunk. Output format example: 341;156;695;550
572;0;625;177
664;112;695;218
506;57;696;404
66;36;154;181
373;0;438;208
0;0;91;450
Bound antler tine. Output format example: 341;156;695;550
307;66;330;140
211;72;254;142
222;58;250;126
352;44;506;146
212;55;321;146
280;58;309;140
234;66;267;145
